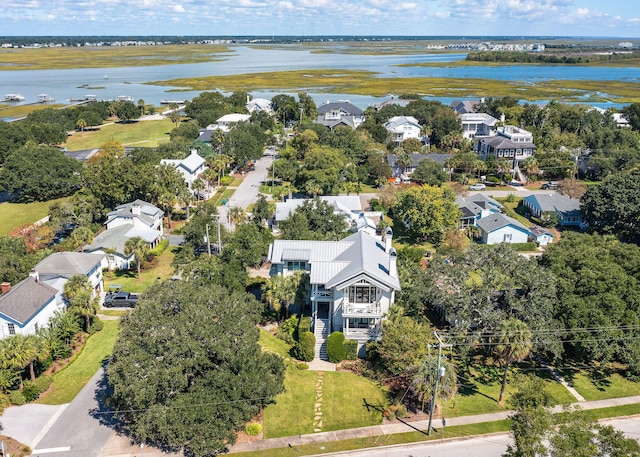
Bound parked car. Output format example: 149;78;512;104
104;291;139;308
469;183;486;191
541;181;559;190
510;181;524;187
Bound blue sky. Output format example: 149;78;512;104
2;0;639;38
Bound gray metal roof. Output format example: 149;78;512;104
317;101;364;116
523;194;582;217
269;231;400;291
477;213;531;234
481;136;535;150
35;252;105;278
0;277;57;325
384;116;421;131
85;225;161;255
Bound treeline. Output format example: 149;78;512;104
467;50;640;64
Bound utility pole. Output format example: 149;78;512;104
217;215;222;254
427;331;452;436
205;223;211;256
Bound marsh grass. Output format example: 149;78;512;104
0;45;232;71
149;69;640;102
0;103;64;118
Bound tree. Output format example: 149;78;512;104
621;102;640;131
111;100;141;123
252;194;273;227
279;198;348;241
228;206;246;229
192;178;206;204
376;316;433;376
557;178;586;199
124;236;149;278
391;185;459;244
581;173;640;244
63;275;97;332
412;356;457;412
412;158;448;186
107;281;285;456
0;334;36;389
0;143;81;202
495;318;533;404
76;118;87;133
222;222;273;268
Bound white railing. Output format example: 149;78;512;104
344;327;380;340
342;299;382;317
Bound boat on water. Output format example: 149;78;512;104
69;94;98;102
38;94;55;103
115;95;134;102
4;94;25;102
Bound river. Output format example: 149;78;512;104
1;45;638;112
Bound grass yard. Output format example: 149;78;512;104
64;118;174;150
259;329;292;359
102;246;177;293
494;196;531;227
0;197;67;236
36;320;119;405
212;188;235;206
557;364;640;401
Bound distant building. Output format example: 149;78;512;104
450;99;483;114
384;116;424;146
161;149;207;195
476;125;535;168
315;100;365;130
477;213;531;245
460;112;499;139
246;98;273;115
523;194;585;228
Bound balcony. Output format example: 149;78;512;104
344;326;380;340
342;299;382;317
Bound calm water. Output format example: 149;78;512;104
1;45;638;110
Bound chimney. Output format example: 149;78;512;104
1;282;10;294
190;148;198;156
389;248;397;278
29;269;39;283
131;203;141;216
384;227;393;253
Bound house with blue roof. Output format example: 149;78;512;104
268;228;400;358
0;276;59;339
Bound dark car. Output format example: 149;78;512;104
104;291;139;308
541;181;559;190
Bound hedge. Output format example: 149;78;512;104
296;316;311;339
326;332;346;363
344;339;358;360
149;238;170;256
510;242;538;252
293;331;316;362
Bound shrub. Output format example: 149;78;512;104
510;242;538;252
245;423;262;436
0;392;9;414
326;332;346;363
35;375;53;394
9;389;25;406
296;362;309;370
51;340;72;360
293;331;315;362
296;316;311;339
149;238;170;256
22;380;41;402
343;339;358;360
220;175;234;185
277;314;299;345
88;317;104;335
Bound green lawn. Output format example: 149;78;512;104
64;118;174;150
494;197;531;226
259;329;293;359
0;198;67;236
36;320;119;405
102;246;177;293
211;188;235;206
557;365;640;401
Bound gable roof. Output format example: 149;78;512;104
106;200;163;227
0;277;58;325
480;136;536;150
384;116;421;131
317;101;364;116
456;194;503;218
85;225;162;256
161;150;205;174
477;213;531;235
216;113;251;123
269;231;400;291
460;112;498;126
34;252;105;278
523;194;582;217
450;99;481;114
315;116;359;130
529;225;555;238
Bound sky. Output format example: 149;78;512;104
2;0;640;38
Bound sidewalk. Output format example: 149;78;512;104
227;395;640;453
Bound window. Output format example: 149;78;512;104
503;233;512;242
286;261;306;272
349;285;377;303
8;323;15;335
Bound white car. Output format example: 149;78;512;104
469;183;486;191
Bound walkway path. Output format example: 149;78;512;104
227;395;640;453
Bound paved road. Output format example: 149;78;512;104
15;368;114;457
326;417;640;457
472;187;558;198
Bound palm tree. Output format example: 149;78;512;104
124;236;149;279
228;206;246;229
169;111;182;127
63;275;92;304
137;99;145;115
413;356;458;412
0;335;35;389
520;157;540;182
192;178;206;204
76;118;87;134
49;310;81;346
495;318;533;404
282;272;304;318
213;128;226;155
70;291;99;333
157;192;178;229
0;368;18;393
395;147;412;177
262;275;284;318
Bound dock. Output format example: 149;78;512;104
161;99;188;105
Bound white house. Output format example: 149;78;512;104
529;226;555;246
384;116;424;146
460;112;499;139
34;252;105;306
85;200;164;270
477;213;531;245
268;228;401;358
246;98;273;115
161;149;207;195
450;99;482;114
0;276;59;339
209;113;251;132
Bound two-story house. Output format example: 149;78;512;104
268;228;400;358
476;125;536;169
161;149;207;196
384;116;424;146
34;252;105;305
460;112;499;139
315;101;365;130
84;200;163;270
456;194;503;228
246;98;273;115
